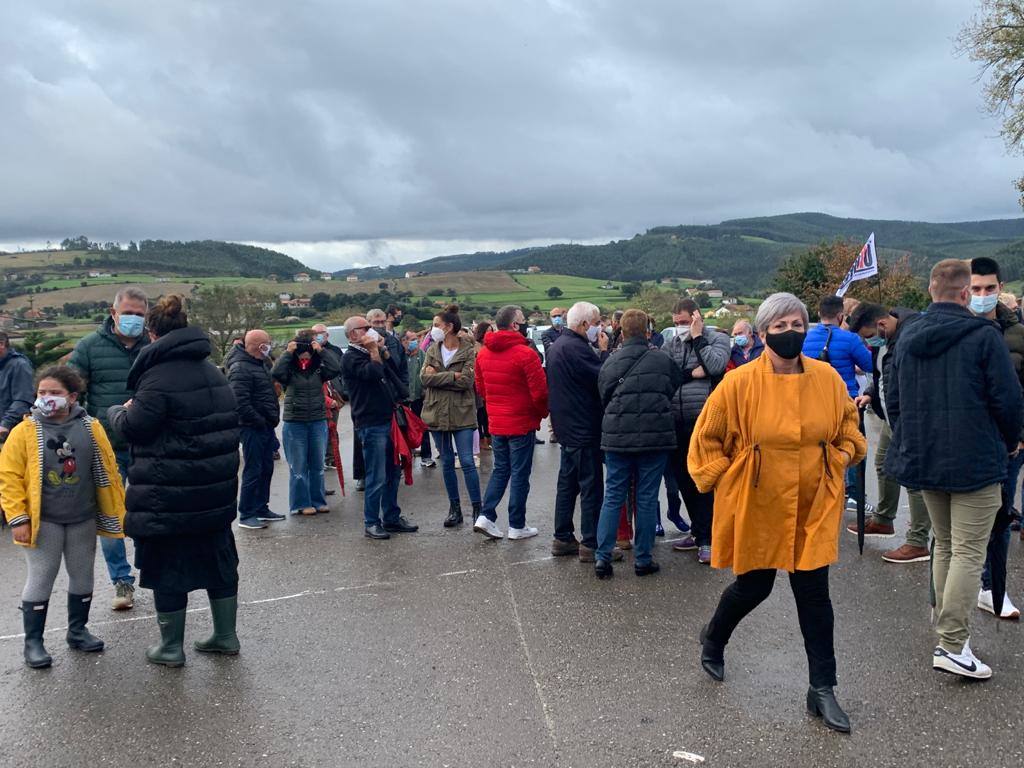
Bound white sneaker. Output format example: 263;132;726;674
473;515;504;539
508;526;538;540
978;589;1021;620
932;638;992;679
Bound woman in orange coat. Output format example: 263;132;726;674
688;292;867;734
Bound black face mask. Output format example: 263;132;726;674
518;324;529;338
764;330;806;360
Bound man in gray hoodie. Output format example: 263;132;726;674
661;299;730;564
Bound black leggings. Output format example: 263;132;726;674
706;566;837;687
154;586;237;613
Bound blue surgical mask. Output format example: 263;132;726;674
407;340;419;351
116;314;144;338
732;334;749;348
315;334;326;344
970;294;999;315
866;335;886;348
586;324;600;343
552;316;563;327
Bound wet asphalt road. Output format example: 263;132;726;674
0;415;1022;768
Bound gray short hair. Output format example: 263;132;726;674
494;305;522;330
113;286;149;309
566;301;599;329
753;292;809;334
366;308;385;322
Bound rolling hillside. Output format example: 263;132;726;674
350;212;1024;292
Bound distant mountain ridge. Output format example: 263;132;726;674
347;212;1024;292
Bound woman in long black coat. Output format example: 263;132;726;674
108;295;241;667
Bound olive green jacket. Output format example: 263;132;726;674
421;337;477;432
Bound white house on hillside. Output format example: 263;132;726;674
294;273;311;283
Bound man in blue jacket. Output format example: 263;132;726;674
546;302;617;562
804;295;874;506
885;259;1023;680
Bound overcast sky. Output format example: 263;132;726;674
0;0;1017;269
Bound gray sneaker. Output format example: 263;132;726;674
112;581;135;611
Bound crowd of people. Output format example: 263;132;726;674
3;254;1024;736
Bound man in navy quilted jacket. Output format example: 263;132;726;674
803;295;874;508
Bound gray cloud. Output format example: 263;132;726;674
0;0;1017;267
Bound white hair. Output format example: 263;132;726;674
366;308;385;322
343;316;367;338
566;301;600;329
754;292;808;334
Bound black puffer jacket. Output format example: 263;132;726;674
884;302;1023;493
108;326;240;538
272;348;342;422
228;350;280;429
598;336;685;453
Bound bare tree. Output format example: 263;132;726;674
189;284;277;361
959;1;1024;204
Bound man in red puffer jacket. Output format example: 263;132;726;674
474;305;549;540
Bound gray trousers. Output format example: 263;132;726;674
872;415;931;547
22;519;97;602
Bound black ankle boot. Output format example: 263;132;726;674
22;601;52;669
699;624;725;682
66;593;104;652
806;686;851;733
444;500;464;528
472;501;482;519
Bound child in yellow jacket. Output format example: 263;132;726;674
0;365;126;669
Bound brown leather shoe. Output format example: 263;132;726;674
551;538;580;557
615;539;633;551
845;519;894;537
301;507;317;516
579;545;623;562
882;543;930;563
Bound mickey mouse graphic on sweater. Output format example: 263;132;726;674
46;434;81;486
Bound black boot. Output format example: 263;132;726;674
21;601;52;669
66;593;104;652
806;686;851;733
472;501;482;520
443;500;464;528
699;624;725;682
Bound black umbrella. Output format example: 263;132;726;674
987;485;1013;616
857;407;867;555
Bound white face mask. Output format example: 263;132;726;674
258;343;272;358
430;326;446;343
675;325;691;341
586;324;600;343
364;328;381;344
35;395;68;417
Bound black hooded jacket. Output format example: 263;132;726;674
884;302;1024;493
228;349;281;429
598;336;685;453
108;326;241;538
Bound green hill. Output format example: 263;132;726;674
353;212;1024;293
81;240;310;277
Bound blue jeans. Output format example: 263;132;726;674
358;422;402;527
481;432;536;529
597;451;669;566
100;449;134;586
282;420;328;512
432;429;481;505
982;451;1024;590
239;426;277;521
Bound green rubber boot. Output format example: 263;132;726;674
146;609;187;667
194;596;240;655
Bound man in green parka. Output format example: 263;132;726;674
68;286;150;611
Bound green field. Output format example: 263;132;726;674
453;273;698;311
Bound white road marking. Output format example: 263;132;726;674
672;751;706;763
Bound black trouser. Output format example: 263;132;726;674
410;398;432;460
154;585;237;612
672;420;714;545
706;566;837;687
477;405;489;439
553;445;604;548
351;414;365;481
